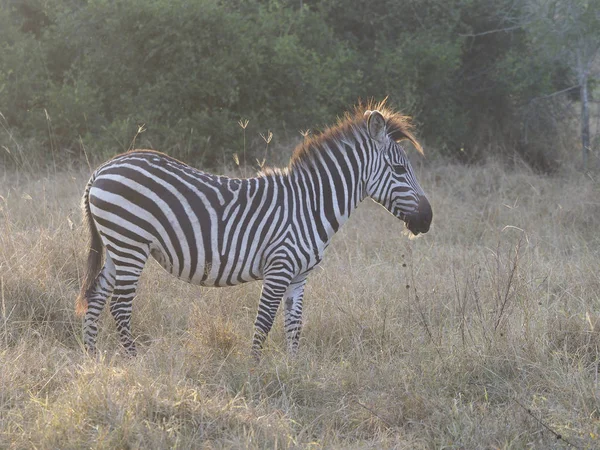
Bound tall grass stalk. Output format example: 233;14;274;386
238;119;249;177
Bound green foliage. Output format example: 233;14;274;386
0;0;587;170
0;3;49;133
1;0;361;165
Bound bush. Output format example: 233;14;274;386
0;0;580;171
1;0;362;166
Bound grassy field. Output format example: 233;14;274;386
1;156;600;449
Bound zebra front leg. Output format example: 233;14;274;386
83;256;116;355
283;275;308;357
252;274;292;359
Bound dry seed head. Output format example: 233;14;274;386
300;129;311;139
260;131;273;144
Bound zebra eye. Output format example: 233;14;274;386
392;164;407;175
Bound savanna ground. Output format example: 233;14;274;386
1;153;600;449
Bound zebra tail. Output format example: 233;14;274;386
75;175;104;316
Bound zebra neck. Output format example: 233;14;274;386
288;142;368;244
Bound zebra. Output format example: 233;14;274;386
75;103;433;358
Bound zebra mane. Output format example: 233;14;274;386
288;100;423;171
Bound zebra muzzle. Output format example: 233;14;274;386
404;195;432;235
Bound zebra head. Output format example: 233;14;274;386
364;110;432;235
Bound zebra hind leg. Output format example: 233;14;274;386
283;276;308;357
83;254;116;356
109;262;145;357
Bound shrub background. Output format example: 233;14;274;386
0;0;587;170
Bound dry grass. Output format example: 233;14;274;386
1;158;600;449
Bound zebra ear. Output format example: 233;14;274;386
367;110;386;143
363;110;372;119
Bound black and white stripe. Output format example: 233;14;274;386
76;105;432;357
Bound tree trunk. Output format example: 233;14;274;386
580;75;590;168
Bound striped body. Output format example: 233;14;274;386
76;104;433;357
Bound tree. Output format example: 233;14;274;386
527;0;600;168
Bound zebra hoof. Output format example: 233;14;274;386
251;348;263;362
123;345;138;358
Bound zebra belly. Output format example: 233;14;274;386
149;246;264;287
